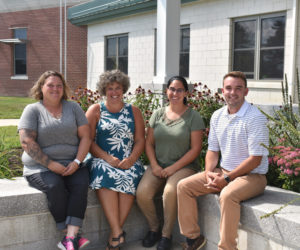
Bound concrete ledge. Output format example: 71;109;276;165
192;187;300;250
0;177;299;250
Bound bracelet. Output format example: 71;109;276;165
74;159;81;165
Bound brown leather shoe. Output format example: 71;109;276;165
182;235;206;250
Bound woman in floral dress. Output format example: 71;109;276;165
85;70;145;250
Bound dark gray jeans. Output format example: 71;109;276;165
26;167;89;230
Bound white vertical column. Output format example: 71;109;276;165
153;0;180;85
288;0;298;100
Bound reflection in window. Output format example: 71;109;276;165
233;15;285;80
14;28;27;75
180;26;190;77
106;34;128;74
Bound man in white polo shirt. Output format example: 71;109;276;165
177;71;269;250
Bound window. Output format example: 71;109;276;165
13;28;27;75
180;25;190;77
105;34;128;74
233;14;285;80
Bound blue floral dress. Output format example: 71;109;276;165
87;102;145;195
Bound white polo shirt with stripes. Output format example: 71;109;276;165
208;101;269;174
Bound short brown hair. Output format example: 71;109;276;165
30;70;71;100
223;71;247;87
97;70;130;96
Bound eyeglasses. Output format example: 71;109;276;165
168;87;185;94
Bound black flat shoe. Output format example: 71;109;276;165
142;231;161;247
157;236;172;250
106;231;126;250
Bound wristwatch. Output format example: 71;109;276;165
224;174;231;183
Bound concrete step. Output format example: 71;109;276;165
88;239;183;250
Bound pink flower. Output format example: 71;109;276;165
268;157;273;164
285;169;294;175
292;159;300;164
277;138;286;143
277;158;286;166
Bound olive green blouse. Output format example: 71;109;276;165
149;106;205;172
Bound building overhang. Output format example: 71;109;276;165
68;0;198;26
0;38;26;44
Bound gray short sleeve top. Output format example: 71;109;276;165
18;100;88;176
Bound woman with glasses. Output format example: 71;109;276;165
136;76;205;250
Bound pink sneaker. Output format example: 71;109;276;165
77;234;90;249
57;236;78;250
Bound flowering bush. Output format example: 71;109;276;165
187;82;225;127
260;72;300;193
268;145;300;192
125;86;162;127
71;87;102;112
187;82;225;170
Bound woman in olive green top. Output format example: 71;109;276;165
136;76;205;250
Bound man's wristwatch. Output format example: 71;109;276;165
224;174;231;183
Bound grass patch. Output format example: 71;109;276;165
0;126;23;179
0;97;35;119
0;126;20;149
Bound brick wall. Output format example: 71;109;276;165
0;6;87;97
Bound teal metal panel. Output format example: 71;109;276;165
68;0;199;25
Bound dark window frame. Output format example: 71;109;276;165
232;13;286;80
180;25;190;78
105;33;128;74
13;28;27;76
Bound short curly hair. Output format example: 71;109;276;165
97;70;130;96
30;70;71;100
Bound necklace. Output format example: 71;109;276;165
43;101;63;119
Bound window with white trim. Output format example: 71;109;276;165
13;28;27;75
232;14;285;80
105;34;128;74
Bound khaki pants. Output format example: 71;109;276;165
177;169;267;250
136;166;195;237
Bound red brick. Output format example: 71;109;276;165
0;6;87;97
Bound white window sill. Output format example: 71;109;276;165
247;80;282;89
11;75;28;80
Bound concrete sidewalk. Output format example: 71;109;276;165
89;240;183;250
0;119;19;127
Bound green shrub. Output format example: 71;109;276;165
260;72;300;192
